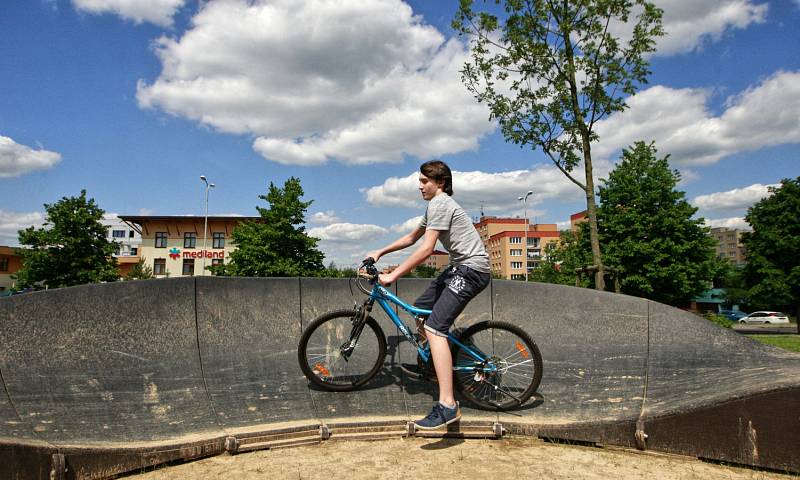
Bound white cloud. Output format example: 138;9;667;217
654;0;768;55
137;0;494;166
308;223;388;242
391;216;423;233
364;165;592;214
0;210;45;246
309;210;342;225
0;136;61;178
556;220;572;231
704;216;751;230
677;168;701;185
72;0;186;27
593;71;800;166
693;183;777;211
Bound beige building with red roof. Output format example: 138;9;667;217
0;246;24;293
120;215;260;277
475;216;560;280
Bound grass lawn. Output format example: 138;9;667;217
747;334;800;353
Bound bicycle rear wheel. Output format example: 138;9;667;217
298;309;386;392
452;321;542;410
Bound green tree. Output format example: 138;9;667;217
212;177;325;277
411;264;439;278
454;0;664;291
528;229;591;287
597;142;716;305
713;259;750;309
124;258;154;280
320;261;358;278
15;190;119;289
741;177;800;331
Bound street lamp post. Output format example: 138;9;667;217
200;175;215;276
518;191;533;281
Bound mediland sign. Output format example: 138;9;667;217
183;250;225;259
166;247;225;260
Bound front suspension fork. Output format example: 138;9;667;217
341;301;373;359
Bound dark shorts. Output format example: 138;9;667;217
413;265;491;337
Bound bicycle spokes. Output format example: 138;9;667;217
301;311;386;389
454;324;540;409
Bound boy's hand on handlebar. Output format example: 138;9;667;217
364;251;381;264
377;273;393;286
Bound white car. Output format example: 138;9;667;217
738;311;790;325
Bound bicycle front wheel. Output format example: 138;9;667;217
298;309;386;392
452;321;542;410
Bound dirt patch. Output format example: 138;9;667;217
128;437;793;480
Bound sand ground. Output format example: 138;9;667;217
129;437;795;480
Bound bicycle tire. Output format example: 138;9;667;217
452;320;542;410
298;309;387;392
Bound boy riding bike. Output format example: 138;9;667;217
365;160;490;430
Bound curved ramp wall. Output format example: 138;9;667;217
0;277;798;479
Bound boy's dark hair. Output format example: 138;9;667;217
420;160;453;196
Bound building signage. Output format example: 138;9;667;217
183;250;225;259
165;247;224;260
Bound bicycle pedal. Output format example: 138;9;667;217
399;363;437;382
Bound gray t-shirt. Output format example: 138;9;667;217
420;194;490;273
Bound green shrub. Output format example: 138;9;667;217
703;312;733;329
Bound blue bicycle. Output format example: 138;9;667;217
298;259;543;410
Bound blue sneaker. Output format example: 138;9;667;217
414;402;461;430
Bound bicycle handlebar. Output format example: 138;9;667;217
355;257;383;295
359;257;379;281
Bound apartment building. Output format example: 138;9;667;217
710;227;748;266
101;217;144;276
422;250;450;272
119;215;260;277
475;216;560;280
0;246;23;292
570;210;587;231
101;217;142;257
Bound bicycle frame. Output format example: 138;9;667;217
365;282;496;373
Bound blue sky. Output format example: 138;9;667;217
1;0;798;267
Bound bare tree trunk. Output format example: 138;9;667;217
562;10;605;292
582;135;605;291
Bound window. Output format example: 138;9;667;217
212;258;224;270
155;232;168;248
510;261;523;269
510;249;522;256
112;230;126;238
184;232;197;249
527;237;540;247
212;232;225;249
153;259;166;275
509;237;522;244
0;257;8;272
129;230;135;238
130;247;138;255
183;259;195;276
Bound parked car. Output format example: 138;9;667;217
719;309;748;321
738;311;790;324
